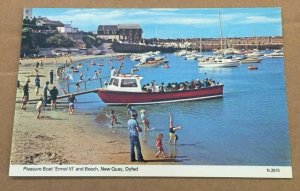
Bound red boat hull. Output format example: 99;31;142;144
97;85;223;105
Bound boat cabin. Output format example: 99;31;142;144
106;74;143;92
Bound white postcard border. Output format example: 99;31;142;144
9;165;292;178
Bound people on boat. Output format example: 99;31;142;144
141;78;220;93
159;83;165;92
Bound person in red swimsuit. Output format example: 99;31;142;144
155;133;167;158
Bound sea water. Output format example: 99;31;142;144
61;53;290;166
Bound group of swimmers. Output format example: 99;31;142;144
142;78;221;93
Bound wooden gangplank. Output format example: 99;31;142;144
17;88;99;103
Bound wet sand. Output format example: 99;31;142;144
11;55;177;165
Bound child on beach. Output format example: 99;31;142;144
140;109;151;132
68;94;77;115
155;133;167;158
168;112;182;146
21;96;28;110
110;110;118;127
36;97;43;119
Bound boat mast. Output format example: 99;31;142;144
218;10;223;51
255;29;259;50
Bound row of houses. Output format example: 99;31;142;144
97;24;143;43
28;17;144;44
24;8;144;44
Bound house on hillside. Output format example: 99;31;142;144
57;24;83;42
97;24;143;43
36;17;64;30
118;24;142;44
97;25;119;42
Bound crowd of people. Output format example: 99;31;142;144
18;55;184;162
141;78;221;93
18;55;78;119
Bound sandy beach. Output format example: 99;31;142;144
11;54;176;165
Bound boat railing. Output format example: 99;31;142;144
64;76;110;94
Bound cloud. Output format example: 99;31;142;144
38;8;281;33
242;16;281;24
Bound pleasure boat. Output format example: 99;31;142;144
198;56;240;68
97;74;224;105
264;50;284;58
240;57;262;63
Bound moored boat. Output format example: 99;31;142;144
264;50;284;58
198;56;240;68
240;57;262;63
248;65;258;70
97;74;224;105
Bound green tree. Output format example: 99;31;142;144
46;34;74;47
82;35;96;48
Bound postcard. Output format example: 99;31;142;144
9;8;292;177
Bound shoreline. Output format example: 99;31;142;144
11;54;177;165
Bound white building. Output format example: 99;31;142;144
23;8;32;20
57;24;78;33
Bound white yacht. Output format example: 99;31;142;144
198;56;240;68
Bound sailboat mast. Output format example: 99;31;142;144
218;10;223;50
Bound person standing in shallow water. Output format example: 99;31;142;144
128;111;144;162
168;112;182;146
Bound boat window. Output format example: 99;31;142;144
113;79;119;86
121;79;138;87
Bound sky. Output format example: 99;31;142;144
31;8;282;38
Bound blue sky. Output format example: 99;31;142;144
32;8;282;38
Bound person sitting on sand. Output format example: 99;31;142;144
36;97;43;119
155;133;167;158
168;112;182;146
140;109;150;132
